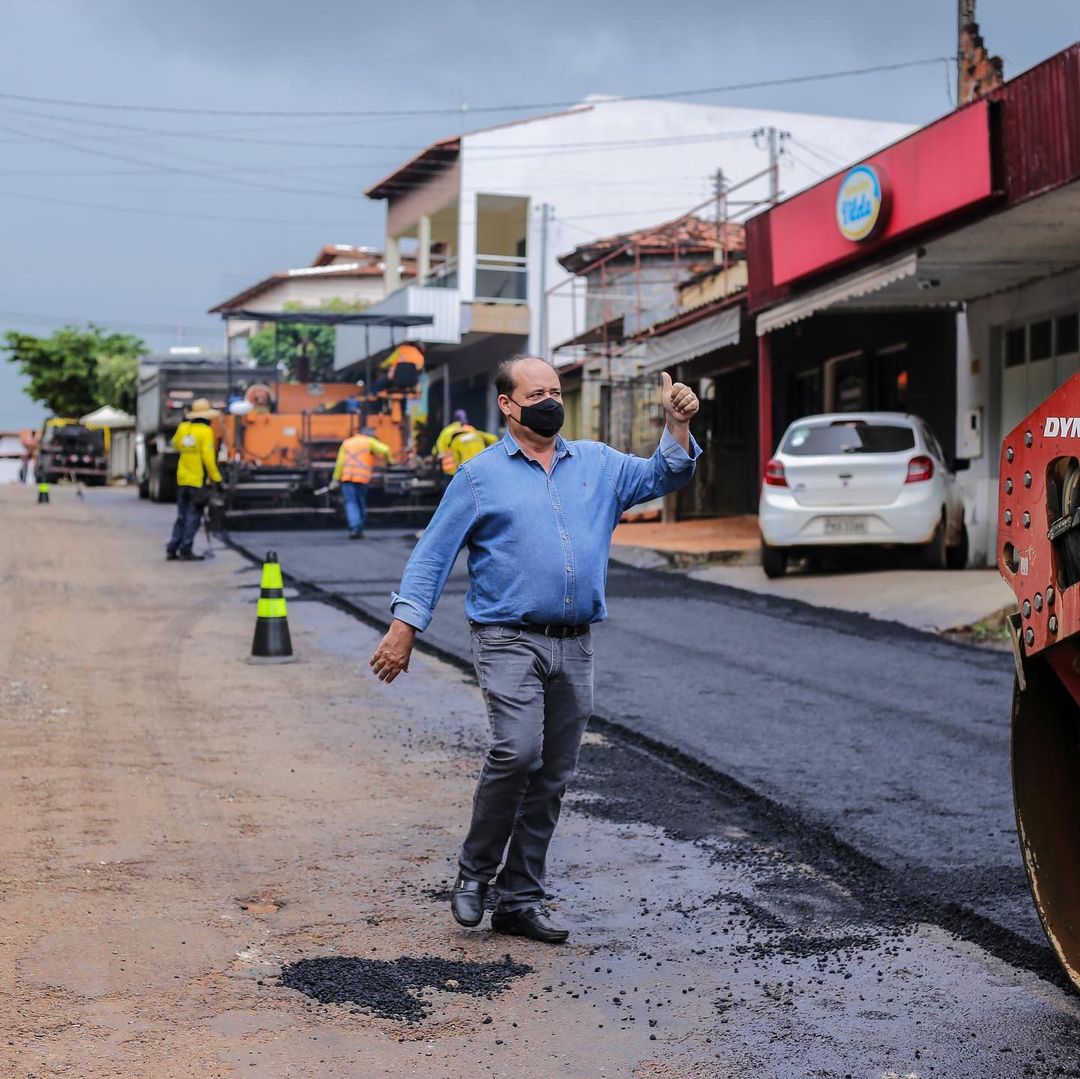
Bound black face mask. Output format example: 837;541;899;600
511;396;564;437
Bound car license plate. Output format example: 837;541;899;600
824;516;869;535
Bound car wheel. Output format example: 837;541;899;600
946;519;969;570
761;541;787;579
922;510;948;570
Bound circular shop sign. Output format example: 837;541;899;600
836;164;890;242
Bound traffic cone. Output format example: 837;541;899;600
248;551;297;664
37;481;49;504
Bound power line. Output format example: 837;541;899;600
0;188;358;226
0;119;363;202
0;308;220;337
0;58;950;119
0;100;765;156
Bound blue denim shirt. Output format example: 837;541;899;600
390;428;700;631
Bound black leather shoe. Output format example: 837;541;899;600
450;875;488;927
166;551;178;561
179;551;205;561
490;906;569;943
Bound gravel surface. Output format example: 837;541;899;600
4;488;1080;1078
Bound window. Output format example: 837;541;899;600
782;421;915;456
1004;327;1026;368
1030;320;1052;361
1057;313;1080;356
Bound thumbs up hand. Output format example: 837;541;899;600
661;371;699;426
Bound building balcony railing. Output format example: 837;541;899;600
422;253;527;303
475;254;527;304
423;255;459;290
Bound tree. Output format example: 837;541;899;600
247;298;366;381
2;325;145;417
95;352;139;413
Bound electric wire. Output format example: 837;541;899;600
0;57;950;118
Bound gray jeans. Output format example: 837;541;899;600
460;624;595;911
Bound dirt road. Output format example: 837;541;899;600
3;486;1080;1079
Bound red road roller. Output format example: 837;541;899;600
1000;371;1080;990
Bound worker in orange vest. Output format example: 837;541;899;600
331;427;392;539
373;342;425;394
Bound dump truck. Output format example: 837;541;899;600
999;369;1080;991
135;351;232;502
36;418;109;485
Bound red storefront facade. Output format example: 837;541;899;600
745;44;1080;564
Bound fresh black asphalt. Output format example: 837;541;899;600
228;526;1038;962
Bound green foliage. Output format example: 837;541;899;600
2;325;145;418
247;298;366;381
95;352;139;413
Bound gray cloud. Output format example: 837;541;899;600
0;0;1076;424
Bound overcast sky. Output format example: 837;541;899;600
1;0;1077;427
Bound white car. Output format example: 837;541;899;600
758;412;968;578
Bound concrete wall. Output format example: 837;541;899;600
957;264;1080;566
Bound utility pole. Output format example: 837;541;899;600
537;202;552;360
753;126;790;205
714;169;729;294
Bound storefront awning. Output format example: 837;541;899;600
640;306;741;372
756;252;919;336
757;178;1080;335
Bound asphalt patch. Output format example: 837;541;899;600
279;955;532;1022
572;732;1067;987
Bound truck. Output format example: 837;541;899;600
36;418;109;485
135;351;232;502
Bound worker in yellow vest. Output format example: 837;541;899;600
331;428;392;539
166;398;222;561
433;409;498;479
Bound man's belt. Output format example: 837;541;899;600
473;621;590;639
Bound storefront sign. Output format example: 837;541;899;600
836;165;890;242
766;100;995;287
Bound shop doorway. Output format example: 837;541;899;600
680;362;757;517
1000;312;1080;439
824;351;866;412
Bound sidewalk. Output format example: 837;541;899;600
610;515;1015;635
611;514;760;567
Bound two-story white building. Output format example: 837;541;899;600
337;96;911;432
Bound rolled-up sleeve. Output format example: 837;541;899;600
390;469;478;631
602;427;701;512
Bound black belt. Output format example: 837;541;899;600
472;621;589;639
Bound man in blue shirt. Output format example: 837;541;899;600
370;355;700;942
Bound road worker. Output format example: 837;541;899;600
331;426;392;539
166;398;222;561
433;409;498;478
372;341;425;394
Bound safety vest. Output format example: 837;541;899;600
339;435;378;484
440;424;474;474
172;420;222;488
383;343;425;378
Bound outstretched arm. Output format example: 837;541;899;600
602;372;701;511
369;469;477;682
